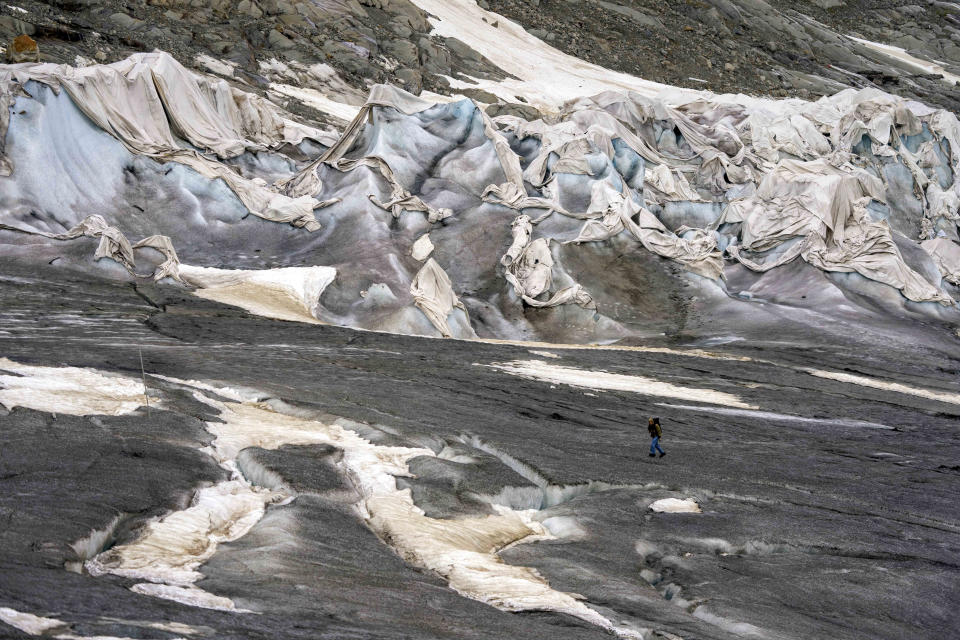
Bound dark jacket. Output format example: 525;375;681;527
648;422;662;438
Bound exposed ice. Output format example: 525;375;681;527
487;360;757;409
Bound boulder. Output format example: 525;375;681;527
109;12;145;30
6;34;38;63
394;67;422;92
268;28;295;49
384;39;418;67
237;0;263;18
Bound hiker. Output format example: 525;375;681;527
648;417;665;458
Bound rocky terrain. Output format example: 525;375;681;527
1;0;959;115
483;0;960;110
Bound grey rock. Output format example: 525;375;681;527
267;28;295;49
384;38;418;67
237;0;263;18
394;66;422;91
109;12;144;30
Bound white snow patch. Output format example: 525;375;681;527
179;264;336;324
487;360;757;409
539;516;588;539
151;375;264;403
409;0;695;110
528;350;560;359
199;392;638;637
848;36;960;86
0;608;169;640
656;403;894;429
195;54;236;77
62;366;640;637
0;358;148;415
477;338;751;361
269;82;362;122
86;479;284;587
130;583;247;612
692;608;766;637
0;608;65;635
808;369;960;405
66;515;123;573
649;498;701;513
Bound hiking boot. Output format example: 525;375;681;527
659;452;666;458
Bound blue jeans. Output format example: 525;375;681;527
650;436;664;455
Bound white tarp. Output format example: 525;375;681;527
922;237;960;286
410;258;471;337
0;53;333;230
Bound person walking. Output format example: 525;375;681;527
648;417;665;458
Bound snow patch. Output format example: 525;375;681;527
528;350;560;359
649;498;701;513
656;403;894;429
487;360;757;409
269;83;362;122
0;358;149;416
0;607;173;640
848;36;960;86
195;392;638;637
130;583;247;612
179;264;336;324
66;515;123;573
0;608;65;635
86;479;284;587
808;369;960;406
195;54;236;78
409;0;692;110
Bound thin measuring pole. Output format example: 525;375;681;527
139;346;150;415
